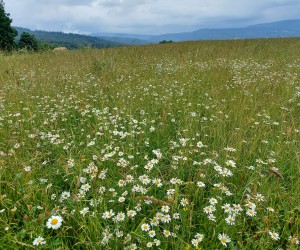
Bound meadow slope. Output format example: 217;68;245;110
0;38;299;249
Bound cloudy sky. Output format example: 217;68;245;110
5;0;300;35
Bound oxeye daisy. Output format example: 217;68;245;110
161;214;171;223
225;215;235;225
32;236;46;246
117;179;126;187
195;233;204;241
163;229;171;237
144;164;153;171
203;206;212;214
148;230;156;238
196;181;205;188
46;215;63;229
191;233;204;247
208;213;216;222
161;205;170;213
115;230;123;238
24;166;31;172
154;239;161;246
118;196;126;203
209;197;218;205
255;193;265;202
146;242;153;248
246;209;257;217
150;217;159;226
173;213;180;219
127;210;137;218
218;233;231;247
288;235;299;245
225;159;236;167
116;212;126;222
191;238;200;247
80;207;89;216
141;223;150;232
222;203;231;213
233;203;243;213
245;201;256;210
197;141;204;148
180;198;189;206
269;230;280;241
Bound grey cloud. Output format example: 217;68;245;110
5;0;300;35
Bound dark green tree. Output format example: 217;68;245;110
38;42;56;51
0;1;18;51
159;40;174;44
18;32;39;51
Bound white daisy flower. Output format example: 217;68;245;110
32;236;46;246
141;223;150;232
269;230;280;241
46;215;63;229
218;233;231;247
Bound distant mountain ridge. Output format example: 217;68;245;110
91;19;300;43
15;19;300;47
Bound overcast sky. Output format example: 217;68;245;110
5;0;300;35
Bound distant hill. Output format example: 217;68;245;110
14;27;123;49
15;20;300;48
90;19;300;43
90;32;152;45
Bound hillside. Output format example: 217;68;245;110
14;27;123;49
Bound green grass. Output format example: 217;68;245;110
0;38;300;249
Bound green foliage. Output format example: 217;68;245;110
18;32;39;51
0;3;18;51
38;42;56;51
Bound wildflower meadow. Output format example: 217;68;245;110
0;38;299;249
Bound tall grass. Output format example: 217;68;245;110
0;38;299;249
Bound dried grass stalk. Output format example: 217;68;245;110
265;167;284;180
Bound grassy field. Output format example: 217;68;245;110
0;38;299;249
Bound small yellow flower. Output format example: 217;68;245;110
185;244;191;250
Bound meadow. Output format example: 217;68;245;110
0;38;299;249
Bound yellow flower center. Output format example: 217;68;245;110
51;218;59;225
